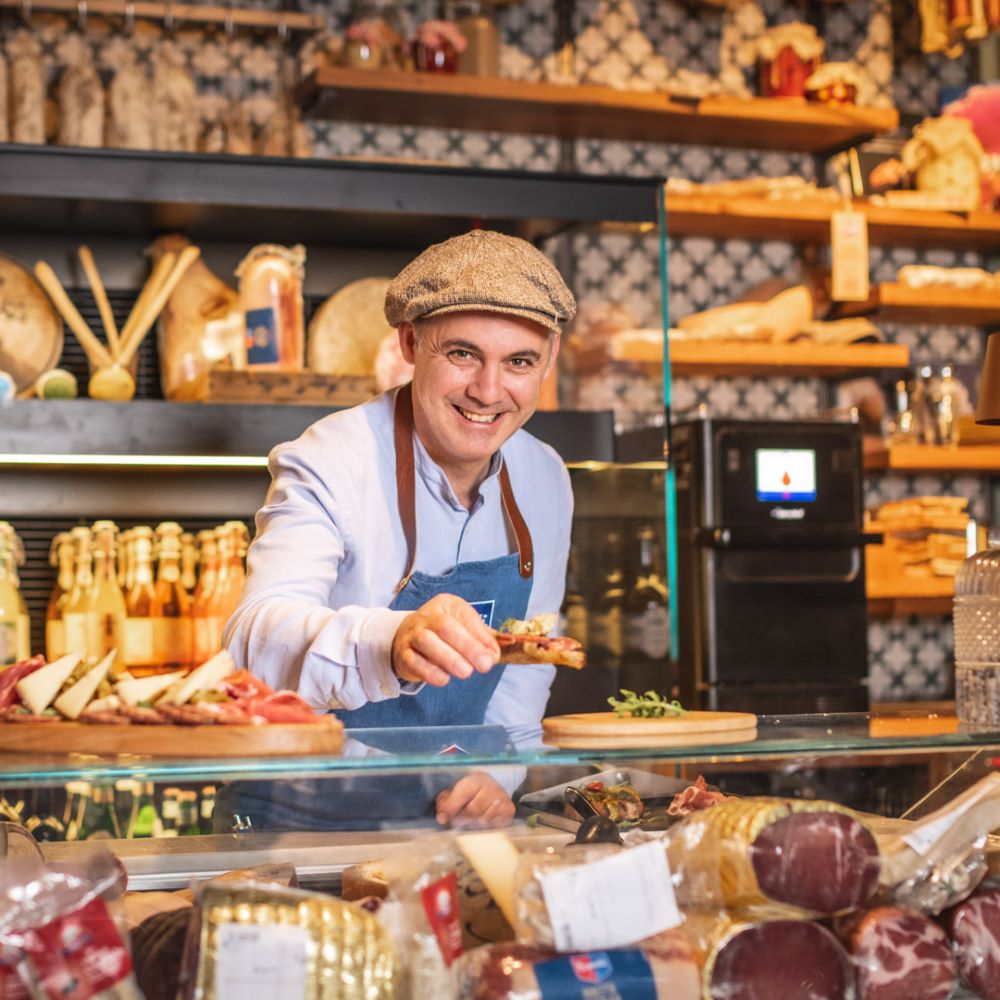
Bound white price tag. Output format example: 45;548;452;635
902;812;957;856
215;924;310;999
539;841;680;952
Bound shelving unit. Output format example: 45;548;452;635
867;578;954;619
831;283;1000;326
664;192;1000;251
865;444;1000;472
298;67;898;154
669;341;909;377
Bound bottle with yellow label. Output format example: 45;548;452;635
89;520;127;674
191;528;220;663
46;532;76;661
207;521;249;651
153;522;192;670
125;526;158;675
63;526;95;657
180;531;198;594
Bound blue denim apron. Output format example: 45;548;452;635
216;385;534;831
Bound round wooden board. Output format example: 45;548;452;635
544;726;759;749
0;720;344;757
0;253;63;392
544;710;757;738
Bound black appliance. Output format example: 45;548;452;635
672;418;869;714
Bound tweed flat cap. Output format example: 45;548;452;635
384;230;576;335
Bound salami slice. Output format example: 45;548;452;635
838;905;957;1000
705;919;853;1000
946;885;1000;1000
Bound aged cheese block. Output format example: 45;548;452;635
0;253;64;392
307;277;395;376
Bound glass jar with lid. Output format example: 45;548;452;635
343;0;409;70
444;0;500;77
954;532;1000;726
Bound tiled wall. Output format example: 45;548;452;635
3;0;985;700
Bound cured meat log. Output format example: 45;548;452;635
668;798;881;915
458;933;700;1000
945;885;1000;1000
10;35;45;144
57;43;104;147
152;45;198;152
107;60;153;150
837;905;957;1000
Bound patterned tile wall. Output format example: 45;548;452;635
1;0;986;701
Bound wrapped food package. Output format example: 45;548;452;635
0;849;143;999
666;798;881;916
457;933;700;1000
693;915;854;1000
106;58;153;150
836;904;957;1000
152;44;198;152
57;42;105;148
944;884;1000;1000
10;34;45;145
178;880;399;1000
151;235;242;400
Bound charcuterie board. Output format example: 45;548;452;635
542;711;758;749
0;719;344;757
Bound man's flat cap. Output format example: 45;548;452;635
384;230;576;335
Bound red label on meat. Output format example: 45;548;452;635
947;886;1000;1000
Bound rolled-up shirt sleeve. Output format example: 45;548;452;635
223;442;410;711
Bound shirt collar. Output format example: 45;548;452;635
412;432;503;512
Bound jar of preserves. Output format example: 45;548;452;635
412;20;466;74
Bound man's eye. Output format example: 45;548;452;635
449;350;472;361
509;358;533;369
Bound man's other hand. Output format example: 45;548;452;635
391;593;501;686
436;773;516;830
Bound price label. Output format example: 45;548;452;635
215;924;310;999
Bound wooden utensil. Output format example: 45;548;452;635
33;261;114;369
78;245;120;356
118;250;176;349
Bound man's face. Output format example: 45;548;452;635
399;310;559;479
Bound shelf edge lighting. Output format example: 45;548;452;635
0;454;270;469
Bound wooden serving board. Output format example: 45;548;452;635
191;369;375;406
0;720;343;757
543;711;758;749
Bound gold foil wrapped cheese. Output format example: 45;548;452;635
187;881;399;1000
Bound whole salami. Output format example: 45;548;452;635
458;932;700;1000
945;884;1000;1000
837;905;957;1000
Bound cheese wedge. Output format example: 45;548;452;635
161;651;235;706
86;694;121;714
15;650;85;715
54;651;115;720
115;671;186;707
456;831;520;927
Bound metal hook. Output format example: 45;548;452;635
124;0;134;33
21;0;32;26
224;1;234;38
163;0;174;34
277;15;289;45
77;0;87;32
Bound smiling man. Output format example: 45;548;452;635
223;230;576;831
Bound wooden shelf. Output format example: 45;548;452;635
298;68;898;154
669;340;909;377
868;576;954;617
865;444;1000;472
664;192;1000;251
831;283;1000;326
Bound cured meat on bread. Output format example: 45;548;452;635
494;614;585;670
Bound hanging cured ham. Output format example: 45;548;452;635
107;57;153;150
10;34;45;145
57;40;105;147
152;43;198;152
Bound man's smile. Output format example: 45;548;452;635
454;405;502;425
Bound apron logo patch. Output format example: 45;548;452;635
468;600;495;628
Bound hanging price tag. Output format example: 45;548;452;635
830;208;870;302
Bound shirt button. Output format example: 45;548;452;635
380;684;392;696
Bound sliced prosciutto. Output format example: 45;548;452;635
837;905;958;1000
668;775;730;817
243;691;319;724
0;655;45;710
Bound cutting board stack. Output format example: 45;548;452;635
865;496;969;594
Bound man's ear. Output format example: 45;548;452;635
398;322;418;364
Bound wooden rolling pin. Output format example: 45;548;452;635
34;261;114;369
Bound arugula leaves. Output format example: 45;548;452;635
607;689;688;719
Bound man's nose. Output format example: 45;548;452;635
467;364;504;404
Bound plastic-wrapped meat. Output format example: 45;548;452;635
837;905;957;1000
945;884;1000;1000
57;44;105;147
107;59;153;150
10;35;45;144
667;797;881;916
152;44;198;152
702;918;854;1000
458;932;700;1000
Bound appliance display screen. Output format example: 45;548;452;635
755;448;817;502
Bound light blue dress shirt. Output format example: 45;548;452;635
224;390;573;735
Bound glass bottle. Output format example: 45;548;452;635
160;788;181;837
180;532;198;594
589;529;625;670
25;789;65;843
622;525;671;695
63;781;88;839
125;526;159;675
178;791;200;837
63;526;95;656
78;783;122;840
206;522;249;656
199;785;216;835
89;520;127;673
153;522;192;671
954;537;1000;727
446;0;499;76
2;526;29;662
117;527;131;590
0;525;27;666
46;532;76;661
936;364;962;447
192;528;221;663
127;782;162;839
235;244;306;371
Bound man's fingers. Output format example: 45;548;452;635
453;599;501;654
395;646;450;687
434;617;499;674
436;780;475;824
409;627;476;679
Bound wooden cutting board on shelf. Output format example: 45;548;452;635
192;369;375;406
543;711;758;749
0;719;343;757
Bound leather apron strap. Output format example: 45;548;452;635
393;383;534;592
